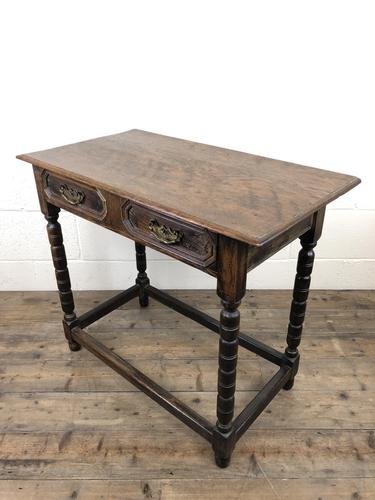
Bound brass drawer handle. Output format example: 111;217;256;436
149;219;183;245
59;184;85;205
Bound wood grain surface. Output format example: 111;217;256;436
0;289;374;499
17;130;360;245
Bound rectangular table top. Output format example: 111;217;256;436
17;129;360;246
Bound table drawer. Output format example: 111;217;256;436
43;172;107;220
122;201;216;267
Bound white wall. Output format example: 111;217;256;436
1;1;374;290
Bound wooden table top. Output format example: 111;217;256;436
17;129;360;246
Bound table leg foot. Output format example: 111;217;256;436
63;318;81;352
212;426;236;469
68;340;81;352
215;455;231;468
139;295;149;308
283;378;295;391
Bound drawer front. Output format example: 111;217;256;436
122;201;216;267
43;172;107;220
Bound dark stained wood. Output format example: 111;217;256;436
71;326;213;442
247;215;312;271
17;131;362;472
77;285;139;329
216;235;248;304
143;284;292;462
32;165;48;214
233;366;291;440
124;201;217;268
71;281;296;465
44;203;80;352
135;243;150;307
17;129;360;246
214;236;249;467
43;170;107;220
146;286;286;366
33;166;219;276
284;208;326;390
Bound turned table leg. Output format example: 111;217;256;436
135;242;150;307
213;236;248;467
284;208;325;390
214;298;241;467
45;203;81;351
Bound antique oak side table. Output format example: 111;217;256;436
17;130;360;467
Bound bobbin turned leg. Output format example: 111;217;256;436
284;208;325;390
135;242;150;307
45;203;81;351
213;236;248;468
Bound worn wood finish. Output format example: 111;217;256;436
1;478;374;500
2;389;375;433
1;291;374;499
2;327;375;364
0;428;374;480
246;215;313;271
4;288;373;313
70;327;213;442
233;366;291;441
33;166;219;277
125;201;217;268
146;286;286;366
43;170;107;220
17;131;361;471
17;129;360;246
3;356;375;393
2;297;375;335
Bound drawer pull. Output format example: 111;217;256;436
149;219;183;244
59;184;85;205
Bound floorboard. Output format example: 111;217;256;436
0;290;374;499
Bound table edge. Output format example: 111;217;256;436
16;153;361;247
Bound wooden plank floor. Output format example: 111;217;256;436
0;290;374;499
